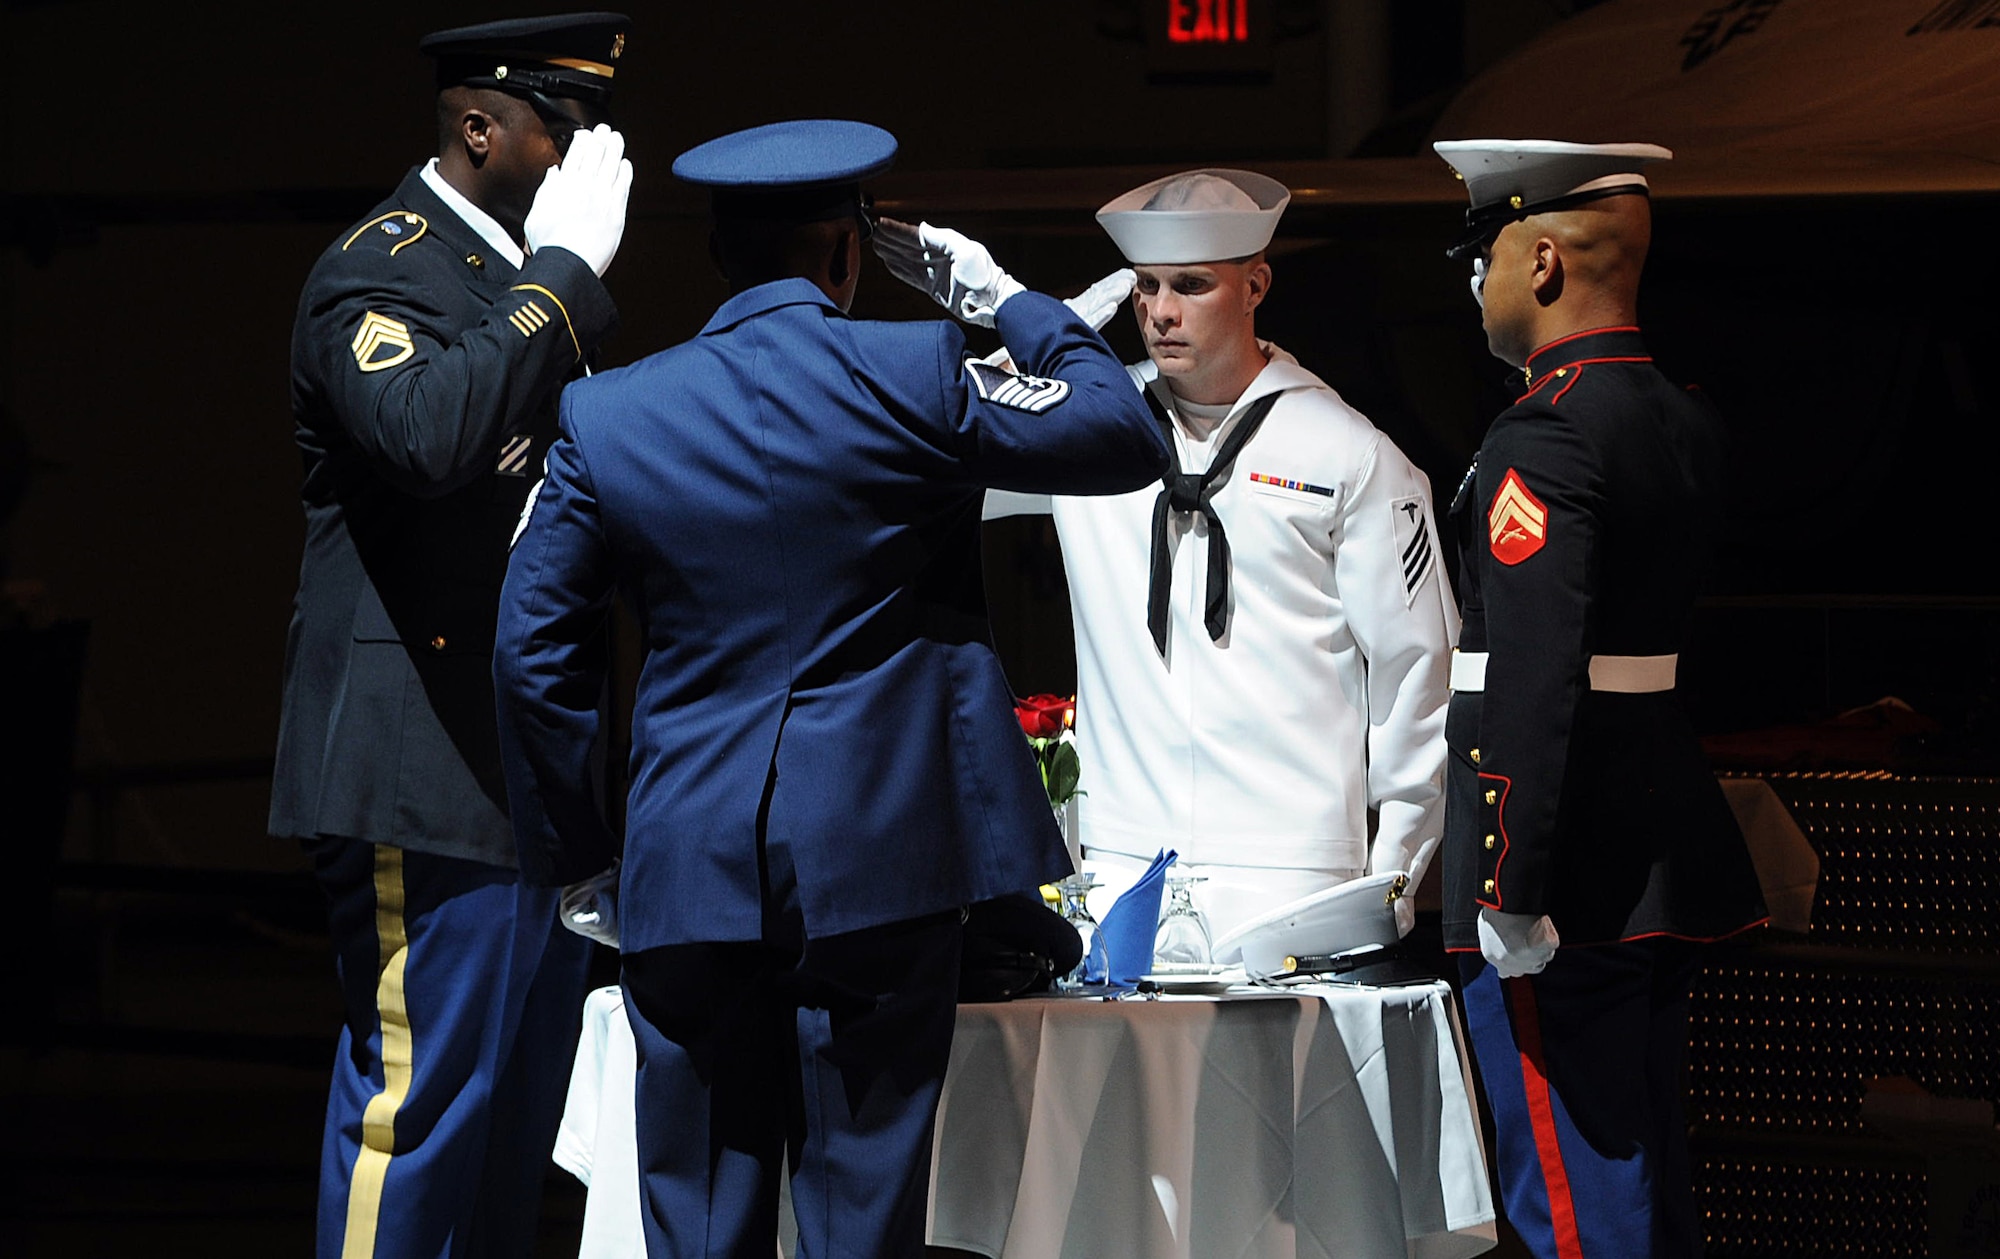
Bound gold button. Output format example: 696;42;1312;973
404;213;419;225
1484;834;1496;850
1485;789;1497;805
467;253;485;269
1483;879;1496;895
429;635;447;652
1470;748;1481;764
1509;194;1524;209
1555;368;1568;378
495;65;509;79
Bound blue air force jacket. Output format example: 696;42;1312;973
269;167;616;864
1441;327;1767;950
495;280;1169;950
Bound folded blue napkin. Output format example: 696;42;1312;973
1098;848;1177;988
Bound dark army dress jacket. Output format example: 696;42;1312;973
1441;326;1767;950
270;167;617;865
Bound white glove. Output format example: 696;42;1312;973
873;217;1025;326
1469;256;1487;310
1477;908;1559;978
559;861;621;948
1065;268;1136;331
1378;837;1439;939
523;125;632;278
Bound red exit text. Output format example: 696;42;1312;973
1166;0;1251;44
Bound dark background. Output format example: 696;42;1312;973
4;0;1997;1252
9;0;1991;879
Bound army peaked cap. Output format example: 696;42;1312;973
420;13;631;105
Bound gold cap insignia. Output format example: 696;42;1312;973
611;32;625;58
352;312;415;373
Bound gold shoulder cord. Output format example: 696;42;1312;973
509;283;582;359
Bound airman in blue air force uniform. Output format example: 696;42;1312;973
1432;140;1766;1259
493;120;1167;1259
268;15;632;1259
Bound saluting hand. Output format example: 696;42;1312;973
524;125;633;278
1064;268;1137;332
873;217;1025;327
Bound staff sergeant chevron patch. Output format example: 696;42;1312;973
965;359;1071;414
1488;468;1548;565
352;312;415;373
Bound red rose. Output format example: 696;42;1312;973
1014;693;1073;740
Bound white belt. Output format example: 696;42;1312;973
1450;649;1677;694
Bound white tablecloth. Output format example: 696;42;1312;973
559;982;1495;1259
929;984;1494;1259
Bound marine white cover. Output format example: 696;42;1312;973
1212;870;1405;979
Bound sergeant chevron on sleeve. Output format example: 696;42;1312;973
268;14;633;1259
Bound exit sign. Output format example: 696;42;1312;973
1147;0;1274;79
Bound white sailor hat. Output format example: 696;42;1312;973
1211;872;1405;982
1432;139;1671;259
1095;168;1290;266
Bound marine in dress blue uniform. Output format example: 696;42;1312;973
1432;141;1767;1259
268;15;632;1258
493;120;1168;1259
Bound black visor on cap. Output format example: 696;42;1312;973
712;183;868;229
421;12;629;105
1445;182;1652;260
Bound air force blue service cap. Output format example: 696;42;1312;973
419;12;631;105
674;120;898;225
1096;168;1290;266
1432;139;1672;259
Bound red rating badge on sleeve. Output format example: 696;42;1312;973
1487;468;1548;566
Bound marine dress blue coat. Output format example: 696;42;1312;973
495;279;1167;952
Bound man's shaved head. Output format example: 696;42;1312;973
1524;195;1651;303
1480;193;1652;368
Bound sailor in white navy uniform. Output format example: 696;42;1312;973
881;170;1457;942
1433;139;1767;1259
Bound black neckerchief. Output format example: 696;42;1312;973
1144;385;1281;657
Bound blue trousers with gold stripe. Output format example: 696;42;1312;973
309;836;593;1259
1458;940;1702;1259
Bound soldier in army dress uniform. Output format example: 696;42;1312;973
268;15;633;1259
1431;140;1768;1258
